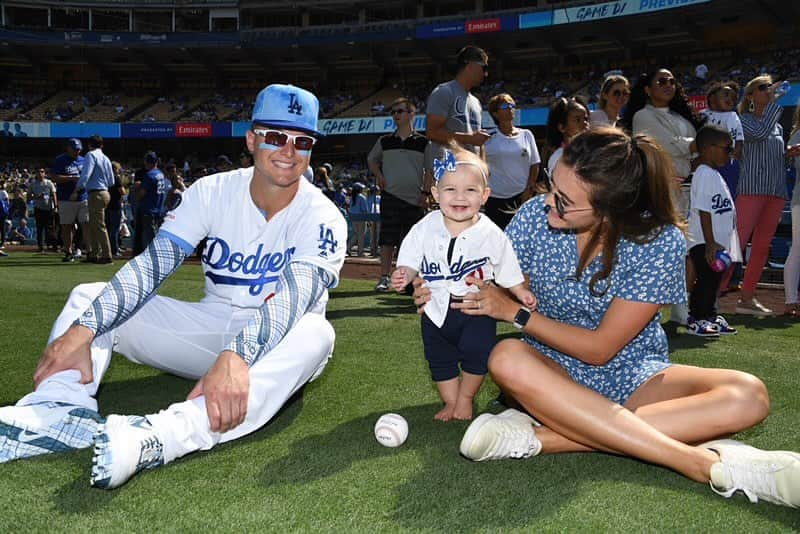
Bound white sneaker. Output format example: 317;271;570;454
460;409;542;462
90;415;164;489
374;275;390;293
703;439;800;508
0;402;103;463
74;248;82;258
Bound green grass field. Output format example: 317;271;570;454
0;253;798;532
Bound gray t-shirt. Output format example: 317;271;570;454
426;80;483;166
28;179;56;211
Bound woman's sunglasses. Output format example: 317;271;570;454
252;128;316;151
655;77;676;87
498;102;516;110
550;188;593;218
611;89;631;98
756;83;771;92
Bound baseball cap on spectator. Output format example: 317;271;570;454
322;162;333;174
216;154;233;167
251;84;324;137
67;138;82;151
144;151;159;165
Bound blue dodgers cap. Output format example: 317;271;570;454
144;151;158;164
67;138;82;150
251;84;323;137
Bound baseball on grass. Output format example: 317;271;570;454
374;413;408;447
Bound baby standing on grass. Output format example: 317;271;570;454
392;147;536;421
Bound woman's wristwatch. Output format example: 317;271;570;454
513;307;532;330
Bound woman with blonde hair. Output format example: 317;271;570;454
720;75;792;314
590;75;630;128
783;105;800;316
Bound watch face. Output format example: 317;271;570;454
514;307;531;329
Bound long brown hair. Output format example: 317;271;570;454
561;127;683;295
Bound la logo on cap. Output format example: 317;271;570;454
288;94;303;116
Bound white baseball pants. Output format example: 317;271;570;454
19;282;335;463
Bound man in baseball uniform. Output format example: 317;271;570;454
0;84;347;489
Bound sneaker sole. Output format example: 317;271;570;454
459;413;498;461
735;307;773;317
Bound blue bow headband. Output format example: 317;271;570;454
432;150;487;183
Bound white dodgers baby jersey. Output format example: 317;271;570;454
160;168;347;311
397;211;525;327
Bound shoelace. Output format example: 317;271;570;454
495;419;536;458
714;458;782;504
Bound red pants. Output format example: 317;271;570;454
722;195;785;294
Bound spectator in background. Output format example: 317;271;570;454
133;151;167;255
546;96;590;176
0;180;9;256
368;97;428;292
784;108;800;317
425;45;491;163
701;81;744;197
106;162;127;258
366;184;380;256
164;161;186;213
484;93;541;229
624;68;699;326
722;76;793;315
590;75;630;128
215;155;233;173
347;182;369;257
239;151;253;169
9;217;32;243
52;138;86;263
313;166;335;202
73;135;115;265
28;167;57;252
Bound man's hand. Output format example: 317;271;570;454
187;350;250;434
705;242;725;268
33;324;95;388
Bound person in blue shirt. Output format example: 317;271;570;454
415;128;800;509
73;135;115;264
52;138;87;262
133;151;167;255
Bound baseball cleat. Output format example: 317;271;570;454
90;414;164;490
0;402;103;463
459;408;542;462
703;439;800;508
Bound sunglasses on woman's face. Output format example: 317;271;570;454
611;89;631;98
498;102;516;110
655;77;676;87
757;83;771;92
550;188;593;218
252;128;316;151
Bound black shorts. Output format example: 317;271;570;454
484;193;524;230
379;191;424;247
421;308;497;382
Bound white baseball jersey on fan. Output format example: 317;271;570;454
700;109;744;143
397;210;524;327
160;167;346;311
21;168;348;462
688;163;742;261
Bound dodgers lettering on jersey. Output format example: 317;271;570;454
420;254;489;283
160;167;347;310
202;238;296;296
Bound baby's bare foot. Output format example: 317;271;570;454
434;404;455;421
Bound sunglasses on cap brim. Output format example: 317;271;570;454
252;128;317;151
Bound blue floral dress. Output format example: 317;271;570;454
506;195;687;404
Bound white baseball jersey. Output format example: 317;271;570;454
397;210;525;327
688;164;742;261
160;167;347;311
700;109;744;143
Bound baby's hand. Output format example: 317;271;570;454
390;268;410;292
511;285;537;310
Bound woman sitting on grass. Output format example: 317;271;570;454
414;127;800;509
